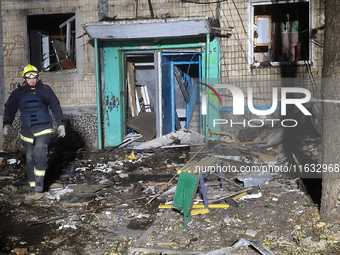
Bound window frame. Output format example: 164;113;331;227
254;15;272;46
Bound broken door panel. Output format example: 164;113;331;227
174;66;187;129
103;43;125;147
161;54;175;135
126;61;138;118
173;54;201;128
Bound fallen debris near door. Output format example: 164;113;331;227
238;192;263;200
125;151;138;161
127;112;157;140
59;194;95;206
118;134;143;148
131;128;204;150
208;154;243;163
46;186;74;200
208;130;237;141
237;171;273;187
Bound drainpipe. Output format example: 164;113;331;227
94;38;103;149
204;33;210;146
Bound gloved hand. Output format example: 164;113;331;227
57;125;66;138
3;125;11;136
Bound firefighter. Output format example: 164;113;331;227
3;64;66;198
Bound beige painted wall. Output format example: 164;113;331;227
1;0;325;107
107;0;324;105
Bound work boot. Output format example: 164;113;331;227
35;185;44;193
27;188;36;196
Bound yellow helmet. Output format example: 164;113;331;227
22;64;39;78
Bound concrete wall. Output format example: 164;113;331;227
106;0;324;104
0;0;325;151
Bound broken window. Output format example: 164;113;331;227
252;1;310;65
27;13;76;72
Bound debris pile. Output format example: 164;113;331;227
0;124;335;255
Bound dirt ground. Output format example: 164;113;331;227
1;135;340;255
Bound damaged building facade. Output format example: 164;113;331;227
0;0;325;151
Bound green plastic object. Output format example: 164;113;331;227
172;172;200;229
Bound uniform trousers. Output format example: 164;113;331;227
22;133;51;192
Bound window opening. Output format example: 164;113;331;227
27;13;76;72
253;2;309;65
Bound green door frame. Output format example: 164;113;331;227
95;36;221;148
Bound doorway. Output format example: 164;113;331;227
124;51;201;138
161;52;201;135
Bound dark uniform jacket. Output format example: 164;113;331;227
3;80;65;143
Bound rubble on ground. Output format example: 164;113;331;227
1;124;338;255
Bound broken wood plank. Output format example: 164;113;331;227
0;176;14;180
204;181;222;186
221;140;268;145
178;155;219;173
146;181;168;186
127;62;138;117
292;153;301;168
208;130;237;140
209;188;251;203
259;153;277;163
